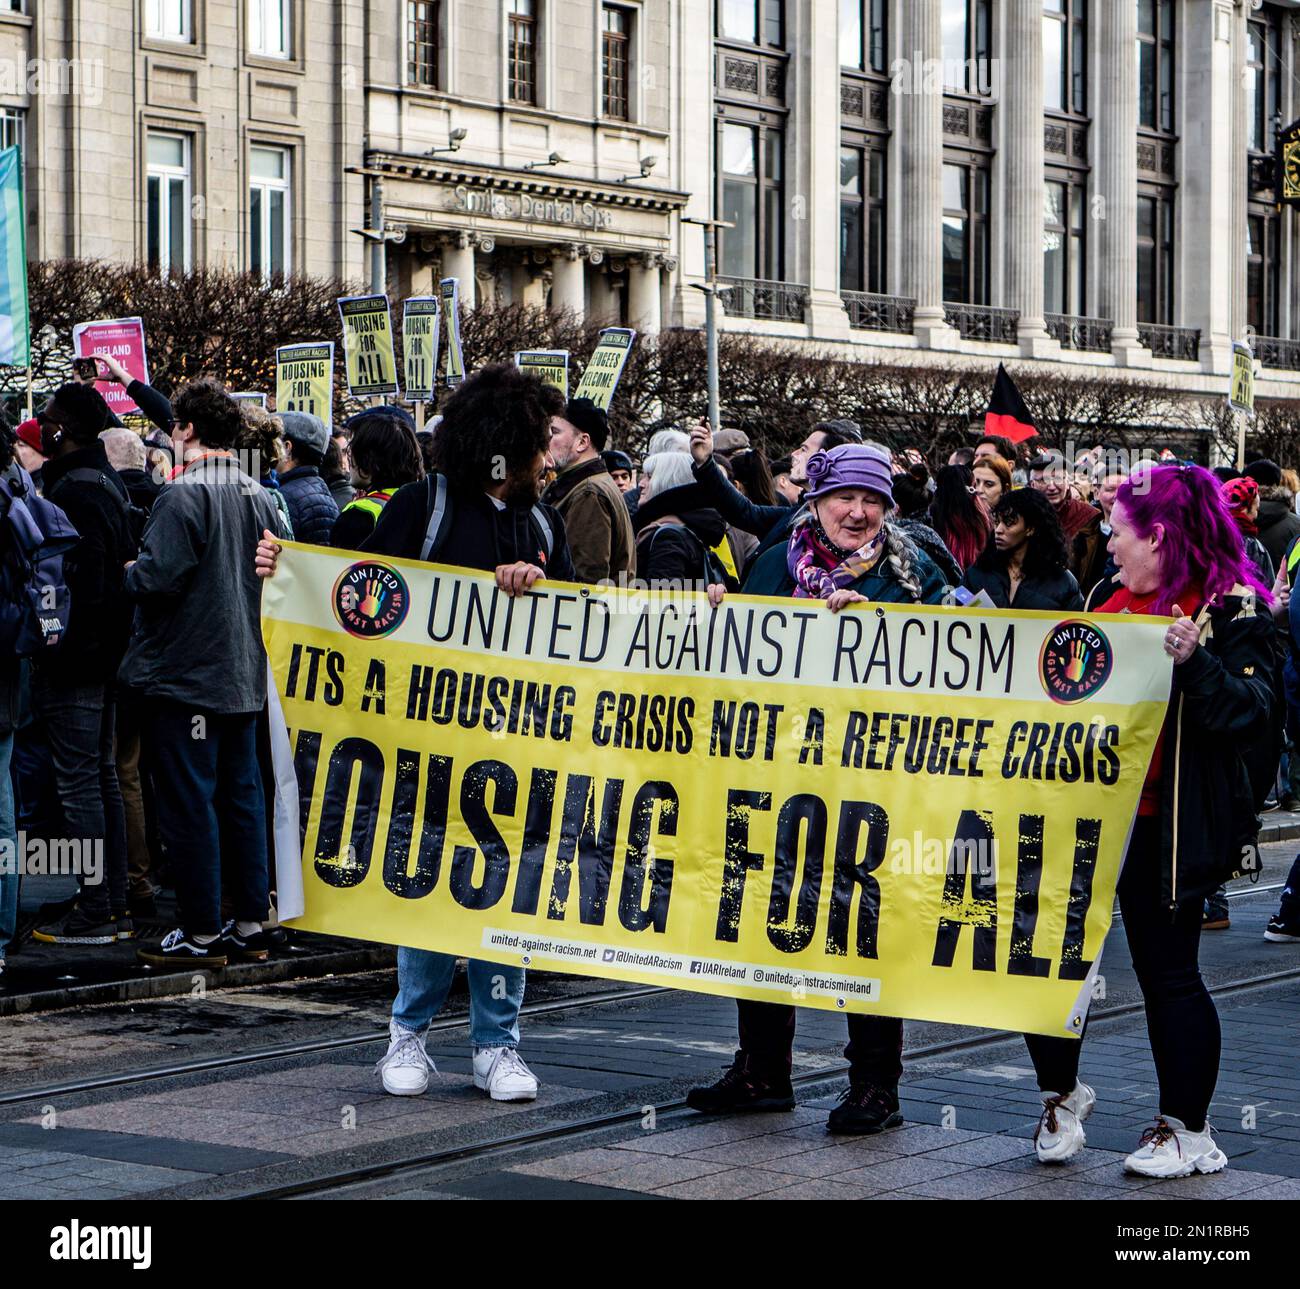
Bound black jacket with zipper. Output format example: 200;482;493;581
633;484;728;588
36;441;137;686
961;561;1083;611
361;476;574;581
1154;590;1276;908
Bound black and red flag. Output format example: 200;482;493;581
983;363;1037;444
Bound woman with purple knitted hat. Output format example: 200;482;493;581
738;444;948;605
686;444;946;1137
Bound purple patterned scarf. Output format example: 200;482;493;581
787;514;885;599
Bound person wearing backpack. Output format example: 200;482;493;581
634;451;734;591
27;384;136;947
329;406;424;550
256;362;572;1104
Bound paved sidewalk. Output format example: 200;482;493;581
1;869;1296;1200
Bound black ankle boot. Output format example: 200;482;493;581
685;1051;796;1114
826;1081;903;1135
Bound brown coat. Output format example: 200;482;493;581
544;456;636;585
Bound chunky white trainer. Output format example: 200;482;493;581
1123;1116;1228;1179
1034;1081;1096;1163
472;1046;539;1102
375;1020;437;1096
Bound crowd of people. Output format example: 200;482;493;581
0;354;1297;1178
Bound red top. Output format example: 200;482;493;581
1101;585;1203;817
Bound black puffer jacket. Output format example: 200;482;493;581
1156;589;1276;908
1256;488;1300;572
633;483;728;588
278;465;340;546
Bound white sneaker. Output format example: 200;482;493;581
1034;1081;1096;1163
472;1046;539;1102
375;1020;437;1096
1123;1116;1228;1179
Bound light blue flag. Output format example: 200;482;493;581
0;146;29;367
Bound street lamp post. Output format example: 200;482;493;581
683;216;733;434
347;162;403;295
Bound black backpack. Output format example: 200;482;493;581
46;467;147;552
636;522;736;592
419;472;554;564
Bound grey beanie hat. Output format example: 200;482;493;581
279;410;329;456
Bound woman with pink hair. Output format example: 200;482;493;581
1025;464;1276;1179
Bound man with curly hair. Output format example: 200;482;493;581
256;362;573;1103
127;379;281;967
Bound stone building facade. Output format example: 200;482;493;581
2;0;1299;405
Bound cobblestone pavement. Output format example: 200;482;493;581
2;864;1297;1200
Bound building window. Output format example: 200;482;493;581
146;0;192;41
249;0;289;57
0;107;24;158
508;0;537;104
1246;10;1282;155
1043;178;1086;315
942;160;989;303
408;1;439;87
146;133;191;275
720;121;782;280
1136;0;1173;133
1247;213;1280;339
1043;0;1086;114
718;0;784;50
602;6;630;120
1136;191;1173;324
840;145;886;293
250;145;290;280
840;0;886;74
941;0;992;94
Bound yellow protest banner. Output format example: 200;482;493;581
573;327;635;410
440;278;465;386
264;546;1171;1039
515;349;569;399
402;297;441;402
275;342;334;432
338;294;399;398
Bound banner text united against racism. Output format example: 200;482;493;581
264;545;1172;1038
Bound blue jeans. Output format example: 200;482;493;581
0;732;16;959
393;950;525;1048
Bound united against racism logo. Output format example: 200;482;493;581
332;561;409;639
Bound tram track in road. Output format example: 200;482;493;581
231;961;1300;1201
0;984;670;1110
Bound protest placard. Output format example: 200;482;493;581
515;349;569;399
72;317;149;416
403;297;441;402
573;328;635;410
275;342;335;431
338;294;399;398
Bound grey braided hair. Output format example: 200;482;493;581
881;521;924;602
